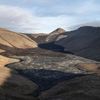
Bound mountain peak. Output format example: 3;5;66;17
45;28;66;42
51;28;66;34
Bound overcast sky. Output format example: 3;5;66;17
0;0;100;33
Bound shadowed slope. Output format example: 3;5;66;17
26;34;48;44
49;26;100;61
0;55;39;100
40;74;100;100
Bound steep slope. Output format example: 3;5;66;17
40;74;100;100
26;28;66;44
46;28;66;42
0;28;37;53
55;26;100;61
26;33;48;44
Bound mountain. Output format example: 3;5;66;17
45;28;66;42
0;26;100;100
26;33;48;44
0;28;37;53
26;28;66;44
55;26;100;61
69;21;100;31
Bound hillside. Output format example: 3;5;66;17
45;28;66;42
0;55;38;100
26;33;48;44
55;26;100;61
0;27;100;100
0;28;37;53
26;28;66;44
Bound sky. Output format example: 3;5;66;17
0;0;100;33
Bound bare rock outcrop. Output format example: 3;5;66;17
46;28;66;42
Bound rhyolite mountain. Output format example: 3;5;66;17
0;28;37;53
55;26;100;61
45;28;66;42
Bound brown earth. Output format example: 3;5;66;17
75;63;100;74
0;49;5;53
0;55;20;67
0;28;37;53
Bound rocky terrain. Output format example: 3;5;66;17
0;55;39;100
45;28;66;42
26;28;66;44
26;33;48;44
0;27;100;100
5;48;100;100
7;53;99;90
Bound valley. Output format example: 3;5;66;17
0;27;100;100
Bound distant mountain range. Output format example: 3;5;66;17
26;26;100;61
0;26;100;61
1;26;100;61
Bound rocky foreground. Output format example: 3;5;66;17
1;48;99;100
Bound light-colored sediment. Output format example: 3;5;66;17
0;55;20;85
0;28;37;53
0;55;20;67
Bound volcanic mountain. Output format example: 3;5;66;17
0;28;37;53
55;26;100;61
45;28;66;42
26;28;66;44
